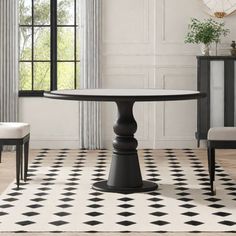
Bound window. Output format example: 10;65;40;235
19;0;79;96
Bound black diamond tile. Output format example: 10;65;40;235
46;173;58;177
208;204;225;208
42;178;56;182
185;220;204;226
61;192;76;196
92;177;105;182
37;187;51;191
178;198;193;202
87;204;102;209
118;204;134;209
205;197;221;202
176;192;190;196
179;204;196;209
89;192;104;196
86;212;103;217
147;178;160;182
7;192;22;196
182;211;199;217
65;182;79;186
149;204;165;208
0;211;8;216
41;182;55;186
92;173;105;177
69;173;81;177
54;212;71;217
150;211;167;217
219;220;236;226
146;169;158;173
67;178;79;182
57;204;73;209
27;204;43;209
89;197;104;202
175;187;189;191
225;187;236;191
59;197;74;202
148;192;160;196
0;204;13;209
22;211;40;217
16;220;35;226
84;220;102;226
148;197;163;202
213;212;232;217
117;220;136;226
147;173;160;177
34;192;49;196
3;197;18;202
64;187;77;191
118;197;133;202
50;220;69;226
151;220;169;226
118;212;135;217
30;198;46;202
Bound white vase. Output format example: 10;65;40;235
200;44;210;56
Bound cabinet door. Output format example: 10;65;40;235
210;61;224;127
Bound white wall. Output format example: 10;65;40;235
20;0;236;149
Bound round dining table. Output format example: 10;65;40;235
44;89;205;193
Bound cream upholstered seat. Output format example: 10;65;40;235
207;127;236;196
208;127;236;140
0;123;30;139
0;122;30;189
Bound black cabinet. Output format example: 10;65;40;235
196;56;236;146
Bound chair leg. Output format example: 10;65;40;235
20;146;23;180
208;146;216;195
16;145;22;189
0;145;2;163
24;140;29;182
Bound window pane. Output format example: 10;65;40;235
58;62;75;89
20;27;32;60
20;62;32;90
34;27;50;60
34;62;50;90
19;0;32;25
76;27;80;60
34;0;50;25
76;62;80;89
57;0;74;25
58;27;74;60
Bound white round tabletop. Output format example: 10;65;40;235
44;89;204;102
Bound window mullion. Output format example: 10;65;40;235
50;0;57;90
32;0;34;90
74;0;77;89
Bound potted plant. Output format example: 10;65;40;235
185;18;230;56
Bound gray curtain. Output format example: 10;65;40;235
0;0;19;123
79;0;102;149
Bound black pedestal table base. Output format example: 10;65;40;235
93;180;157;193
44;88;204;194
92;101;158;193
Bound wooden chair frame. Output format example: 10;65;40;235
0;134;30;189
207;140;236;195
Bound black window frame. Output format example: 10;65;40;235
19;0;79;97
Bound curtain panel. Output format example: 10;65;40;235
0;0;19;123
79;0;102;149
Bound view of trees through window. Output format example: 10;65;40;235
19;0;79;93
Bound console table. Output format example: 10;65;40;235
196;56;236;146
45;89;204;193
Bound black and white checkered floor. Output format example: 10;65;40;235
0;149;236;232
